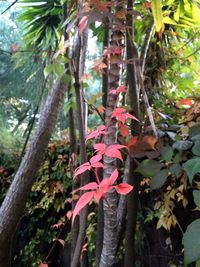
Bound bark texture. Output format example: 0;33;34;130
0;77;67;267
99;1;125;266
124;0;141;266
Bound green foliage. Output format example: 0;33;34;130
183;219;200;266
18;0;63;50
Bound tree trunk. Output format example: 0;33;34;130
0;77;67;267
99;1;125;266
124;0;141;266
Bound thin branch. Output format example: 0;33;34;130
1;0;19;15
140;20;154;74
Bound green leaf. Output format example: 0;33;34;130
151;169;168;190
160;146;174;161
183;219;200;266
169;163;182;177
193;190;200;208
192;141;200;156
44;64;54;78
173;141;193;151
136;159;162;177
183;157;200;184
151;0;164;33
189;123;200;139
196;260;200;267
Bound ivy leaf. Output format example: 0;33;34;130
151;169;169;190
183;219;200;266
192;141;200;156
183;157;200;184
173;141;193;151
193;190;200;208
136;159;162;177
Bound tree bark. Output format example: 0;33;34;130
99;1;125;266
0;77;67;267
124;0;141;266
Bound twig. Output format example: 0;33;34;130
1;0;19;15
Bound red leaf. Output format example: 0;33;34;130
126;113;139;122
78;16;88;34
105;144;126;161
176;98;194;108
90;154;102;165
91;162;105;168
78;182;98;191
118;122;129;137
72;191;94;223
86;125;106;141
93;143;106;154
111;85;127;94
115;183;133;195
66;211;72;221
111;108;139;123
74;162;91;178
39;263;48;267
93;189;104;203
105;149;122;161
80;243;88;260
108;169;119;185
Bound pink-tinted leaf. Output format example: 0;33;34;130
72;191;94;223
108;169;119;185
90;154;102;165
86;130;99;141
93;143;106;154
105;145;126;161
109;144;127;150
111;108;126;117
106;149;122;160
116;85;127;92
66;210;72;220
115;183;133;195
80;243;88;260
126;113;139;122
39;263;48;267
74;162;91;178
91;162;105;168
119;122;129;137
78;16;88;34
79;182;98;191
97;125;106;131
93;189;104;203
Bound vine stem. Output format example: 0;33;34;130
44;221;67;263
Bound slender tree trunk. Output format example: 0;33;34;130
99;1;125;266
96;19;110;266
124;0;141;266
102;17;109;110
71;24;89;267
0;77;67;267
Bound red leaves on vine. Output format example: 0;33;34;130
93;143;126;161
110;85;126;95
111;108;139;124
86;125;106;141
74;154;104;179
118;122;129;137
72;169;133;222
103;46;123;57
92;59;107;75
